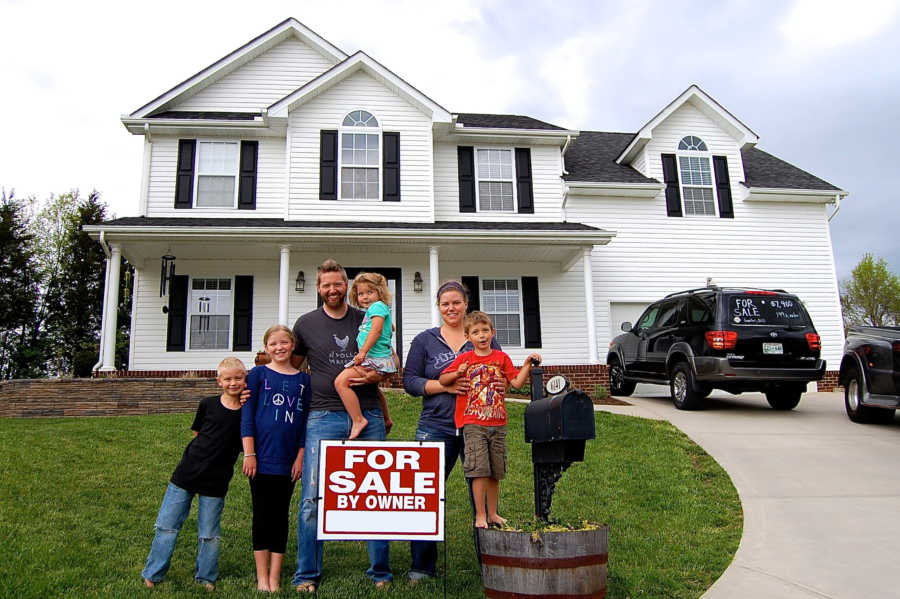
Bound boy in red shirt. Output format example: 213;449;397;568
440;311;540;528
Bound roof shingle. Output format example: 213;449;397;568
455;113;565;131
563;132;657;184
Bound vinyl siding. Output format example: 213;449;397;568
172;38;336;112
129;259;278;370
129;252;436;371
440;261;592;365
433;142;563;221
285;70;434;222
145;136;285;217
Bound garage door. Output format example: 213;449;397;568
609;302;650;338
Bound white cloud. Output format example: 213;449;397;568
535;4;649;129
780;0;900;55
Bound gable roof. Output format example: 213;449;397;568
564;131;842;192
130;18;347;118
564;132;658;184
741;148;842;191
455;113;565;131
617;84;759;164
268;51;451;122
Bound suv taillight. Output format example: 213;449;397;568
893;341;900;353
806;333;821;351
706;330;737;350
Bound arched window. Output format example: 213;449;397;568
339;110;380;200
676;135;716;216
677;135;707;151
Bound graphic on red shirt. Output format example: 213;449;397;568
443;350;519;428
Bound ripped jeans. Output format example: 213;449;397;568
292;409;391;585
142;482;224;584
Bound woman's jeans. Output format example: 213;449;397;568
409;425;467;579
292;409;392;585
142;482;224;584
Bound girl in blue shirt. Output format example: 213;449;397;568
241;324;310;592
334;272;396;440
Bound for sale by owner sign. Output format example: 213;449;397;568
317;441;445;541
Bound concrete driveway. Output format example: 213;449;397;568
597;385;900;599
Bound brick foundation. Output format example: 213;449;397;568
0;378;220;418
537;364;610;392
818;370;840;392
1;363;614;418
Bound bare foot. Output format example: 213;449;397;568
488;515;507;527
474;517;488;528
348;416;368;440
144;578;156;588
256;581;270;592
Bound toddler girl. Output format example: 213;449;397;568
241;324;310;592
334;272;396;439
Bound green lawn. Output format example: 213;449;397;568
0;392;741;598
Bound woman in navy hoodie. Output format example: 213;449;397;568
403;280;501;582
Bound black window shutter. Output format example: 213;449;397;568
661;153;682;217
713;155;734;218
174;140;196;209
458;146;476;213
515;148;534;214
461;276;480;312
166;275;189;351
320;130;338;201
382;132;400;202
232;276;253;351
238;141;258;210
522;276;542;348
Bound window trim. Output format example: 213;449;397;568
193;139;240;209
675;136;718;217
187;276;234;351
480;277;525;348
337;109;382;201
474;146;518;213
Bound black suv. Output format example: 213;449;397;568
607;287;826;410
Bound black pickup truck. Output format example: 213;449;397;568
839;326;900;423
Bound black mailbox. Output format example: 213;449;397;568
525;390;595;463
525;363;597;520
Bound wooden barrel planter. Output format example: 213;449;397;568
477;526;608;598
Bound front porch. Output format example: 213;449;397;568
85;218;615;374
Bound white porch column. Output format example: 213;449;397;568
100;244;122;371
582;248;599;364
278;245;290;326
429;246;440;327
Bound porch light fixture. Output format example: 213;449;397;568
413;271;423;293
295;270;306;293
160;254;176;297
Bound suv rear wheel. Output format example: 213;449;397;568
670;361;704;410
765;384;803;410
844;367;896;423
608;357;636;397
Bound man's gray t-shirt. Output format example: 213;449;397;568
293;306;380;411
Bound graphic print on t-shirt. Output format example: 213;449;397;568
263;375;305;425
464;363;507;423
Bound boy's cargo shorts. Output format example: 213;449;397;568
462;424;506;480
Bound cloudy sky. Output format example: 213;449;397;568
2;0;898;279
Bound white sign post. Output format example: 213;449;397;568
316;440;445;541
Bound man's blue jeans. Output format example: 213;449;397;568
408;425;466;579
292;409;392;585
142;482;224;584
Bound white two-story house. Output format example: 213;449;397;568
87;18;846;391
